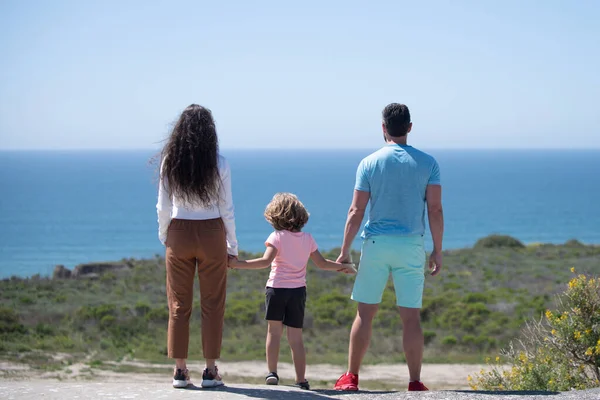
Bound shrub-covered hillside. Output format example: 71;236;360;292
1;236;599;368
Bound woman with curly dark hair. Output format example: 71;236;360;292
157;104;237;389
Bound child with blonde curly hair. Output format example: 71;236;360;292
229;192;355;389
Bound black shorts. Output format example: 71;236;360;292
265;286;306;328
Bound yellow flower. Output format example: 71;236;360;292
467;375;472;381
545;310;553;319
561;312;568;320
570;267;575;273
551;329;556;335
585;348;594;356
569;280;576;289
496;356;500;362
574;331;582;340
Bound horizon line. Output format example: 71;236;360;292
1;147;600;152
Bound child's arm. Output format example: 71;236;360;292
229;245;278;269
309;250;356;274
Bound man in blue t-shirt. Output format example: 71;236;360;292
334;103;444;392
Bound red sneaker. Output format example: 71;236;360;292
334;372;359;391
408;381;429;391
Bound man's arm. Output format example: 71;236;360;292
337;190;370;263
426;184;444;276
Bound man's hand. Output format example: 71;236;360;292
336;251;352;264
428;250;442;276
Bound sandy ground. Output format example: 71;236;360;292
5;360;598;400
1;359;483;390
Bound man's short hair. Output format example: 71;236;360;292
382;103;411;137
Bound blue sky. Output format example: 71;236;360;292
1;0;599;150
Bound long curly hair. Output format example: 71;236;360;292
264;193;310;232
160;104;220;206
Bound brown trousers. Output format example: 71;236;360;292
165;218;228;360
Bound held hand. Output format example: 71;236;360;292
336;252;352;264
428;250;442;276
337;262;357;275
227;254;238;269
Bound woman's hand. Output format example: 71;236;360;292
227;254;238;269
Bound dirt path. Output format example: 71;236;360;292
1;359;483;389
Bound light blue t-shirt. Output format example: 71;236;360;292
355;144;441;239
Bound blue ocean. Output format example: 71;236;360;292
0;149;598;278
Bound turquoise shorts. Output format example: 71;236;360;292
351;235;426;308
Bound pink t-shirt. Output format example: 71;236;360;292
265;230;318;288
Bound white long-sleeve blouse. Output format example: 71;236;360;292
156;155;238;256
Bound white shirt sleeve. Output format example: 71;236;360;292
217;157;239;256
156;161;173;245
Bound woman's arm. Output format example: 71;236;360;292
156;162;173;245
310;250;356;273
217;157;239;256
230;245;278;269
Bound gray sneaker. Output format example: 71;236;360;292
201;366;224;388
172;368;190;388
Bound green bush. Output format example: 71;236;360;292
100;315;117;329
310;291;355;328
53;294;67;303
462;334;477;346
134;302;151;316
442;335;458;346
146;307;169;322
565;239;584;247
100;272;116;283
476;335;497;351
51;335;75;350
225;298;261;325
35;323;54;337
465;292;490;303
78;304;117;320
474;235;525;249
19;296;35;304
0;307;26;335
423;330;437;345
470;269;600;391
